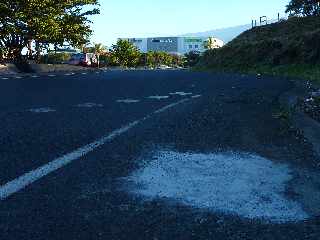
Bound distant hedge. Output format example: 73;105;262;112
40;52;72;64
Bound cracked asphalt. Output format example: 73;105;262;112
0;70;319;240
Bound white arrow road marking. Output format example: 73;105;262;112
0;98;189;200
147;96;170;100
27;108;56;113
76;103;104;108
116;99;140;103
65;73;75;76
170;92;193;96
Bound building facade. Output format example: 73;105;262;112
121;37;223;55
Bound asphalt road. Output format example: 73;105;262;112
0;70;319;240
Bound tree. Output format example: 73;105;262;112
91;43;107;67
184;51;201;67
144;51;182;68
109;40;141;67
204;37;218;50
0;0;100;62
286;0;320;16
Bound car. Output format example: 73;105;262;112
69;53;98;67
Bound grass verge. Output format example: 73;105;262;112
194;64;320;85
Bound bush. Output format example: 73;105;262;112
139;51;183;68
40;52;72;64
185;51;201;67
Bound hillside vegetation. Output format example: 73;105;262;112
198;16;320;82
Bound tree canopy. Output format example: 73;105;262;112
109;40;141;67
0;0;100;60
286;0;320;16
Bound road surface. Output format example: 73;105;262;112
0;70;319;239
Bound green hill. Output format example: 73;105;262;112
198;16;320;83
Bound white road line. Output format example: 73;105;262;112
65;73;75;76
48;74;56;77
154;99;189;114
31;75;39;78
0;98;189;200
147;96;170;100
1;77;9;80
116;99;140;104
15;76;23;79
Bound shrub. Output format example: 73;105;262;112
40;52;72;64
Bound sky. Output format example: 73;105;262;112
90;0;289;47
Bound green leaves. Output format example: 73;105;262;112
0;0;100;60
144;51;181;67
286;0;320;16
109;40;141;67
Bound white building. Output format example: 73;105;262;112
121;37;223;55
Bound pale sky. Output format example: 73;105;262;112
89;0;289;47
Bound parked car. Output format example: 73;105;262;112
68;53;98;67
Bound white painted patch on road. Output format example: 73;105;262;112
1;77;9;80
191;95;202;99
147;96;170;100
48;74;56;77
0;99;189;200
31;75;39;78
65;73;75;76
76;103;104;108
125;151;309;223
170;92;193;96
28;108;56;113
116;99;140;104
81;72;87;75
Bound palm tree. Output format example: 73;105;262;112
93;43;106;68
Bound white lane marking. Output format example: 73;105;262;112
76;103;104;108
170;92;193;96
154;99;189;114
65;73;75;76
116;99;140;104
48;74;56;77
28;108;56;113
31;75;39;78
0;98;189;200
147;96;170;100
15;76;23;79
1;77;9;80
81;72;87;75
192;95;202;99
